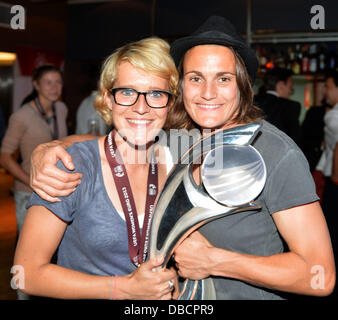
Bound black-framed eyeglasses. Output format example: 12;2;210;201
109;87;173;109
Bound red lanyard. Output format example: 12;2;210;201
104;131;158;267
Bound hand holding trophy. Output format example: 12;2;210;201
148;123;267;300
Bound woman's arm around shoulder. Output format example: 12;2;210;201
30;134;97;202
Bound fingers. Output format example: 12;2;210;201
31;168;81;199
158;286;174;300
145;256;178;278
30;141;82;200
31;141;77;178
142;256;165;271
54;147;75;171
39;166;82;185
34;181;77;199
171;277;180;300
133;257;177;300
154;278;176;300
34;165;82;184
159;292;173;300
34;188;61;203
172;288;179;300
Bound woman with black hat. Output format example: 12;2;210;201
28;16;335;299
168;16;335;299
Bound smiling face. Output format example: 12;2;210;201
33;71;63;104
182;45;240;131
105;61;170;146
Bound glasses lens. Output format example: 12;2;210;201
146;91;170;108
114;88;137;106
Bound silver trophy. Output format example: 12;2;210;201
148;123;267;299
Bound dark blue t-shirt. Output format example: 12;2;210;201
27;139;137;276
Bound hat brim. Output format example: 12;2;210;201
170;35;258;82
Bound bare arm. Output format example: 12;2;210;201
30;134;96;202
174;201;335;296
14;205;177;300
0;152;30;186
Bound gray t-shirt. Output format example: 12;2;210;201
27;139;137;276
198;120;319;299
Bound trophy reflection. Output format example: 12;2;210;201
148;123;267;300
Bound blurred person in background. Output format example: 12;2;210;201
300;86;331;202
254;67;301;144
300;97;330;173
75;77;110;136
316;71;338;298
0;64;68;299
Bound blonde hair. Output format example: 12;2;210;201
95;37;179;126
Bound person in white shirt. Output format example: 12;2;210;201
317;71;338;298
75;80;110;136
316;72;338;178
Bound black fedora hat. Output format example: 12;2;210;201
170;15;258;82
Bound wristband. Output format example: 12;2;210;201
110;275;118;300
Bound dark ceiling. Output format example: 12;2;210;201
2;0;338;60
63;0;338;60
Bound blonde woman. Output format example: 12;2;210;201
14;38;178;300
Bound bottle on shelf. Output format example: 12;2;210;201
318;45;326;72
292;44;301;75
328;44;336;71
301;44;310;74
309;44;318;73
275;49;286;69
286;46;294;71
259;47;268;74
265;48;275;70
